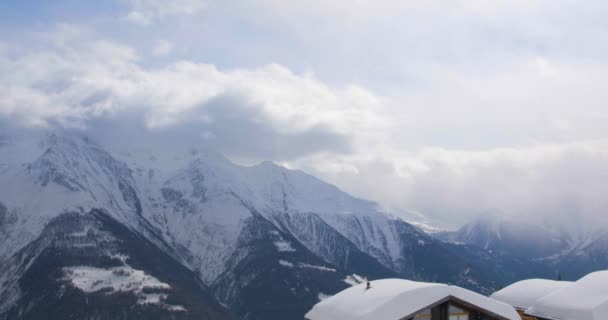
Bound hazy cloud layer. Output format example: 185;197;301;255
124;0;206;25
0;25;373;158
2;1;608;229
301;142;608;230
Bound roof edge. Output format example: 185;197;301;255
397;295;516;320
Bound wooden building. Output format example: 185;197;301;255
305;279;520;320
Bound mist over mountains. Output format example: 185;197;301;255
3;1;608;320
1;130;607;320
0;131;477;320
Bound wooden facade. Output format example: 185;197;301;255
400;297;516;320
516;309;537;320
305;279;521;320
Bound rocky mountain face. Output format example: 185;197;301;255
436;214;608;283
436;214;567;259
555;231;608;280
0;210;234;320
2;132;603;320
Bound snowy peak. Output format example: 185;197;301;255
0;132;149;261
438;214;567;259
1;130;564;320
456;213;527;248
245;160;378;217
27;133;144;220
29;134;131;193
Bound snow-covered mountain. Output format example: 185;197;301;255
556;230;608;279
436;214;567;259
436;213;608;282
0;131;580;319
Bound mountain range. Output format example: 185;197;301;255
436;213;608;281
0;131;606;320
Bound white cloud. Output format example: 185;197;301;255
125;11;151;25
4;0;608;231
0;26;380;159
224;0;608;92
153;40;173;56
289;140;608;230
125;0;206;25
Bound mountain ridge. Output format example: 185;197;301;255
1;131;605;320
435;214;608;282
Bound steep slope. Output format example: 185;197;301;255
212;214;359;320
555;231;608;280
436;214;608;284
0;131;502;320
117;139;496;293
269;211;396;280
441;242;554;292
0;133;170;262
0;209;234;320
437;214;566;259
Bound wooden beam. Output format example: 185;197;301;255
431;301;449;320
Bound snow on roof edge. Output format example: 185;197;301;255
523;270;608;320
305;279;520;320
491;278;573;310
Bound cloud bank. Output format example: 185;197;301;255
0;25;378;161
2;1;608;229
124;0;207;25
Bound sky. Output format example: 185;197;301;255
1;0;608;229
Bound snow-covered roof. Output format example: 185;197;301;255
305;278;520;320
491;279;573;310
525;271;608;320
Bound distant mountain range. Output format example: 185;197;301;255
0;131;606;320
435;213;608;281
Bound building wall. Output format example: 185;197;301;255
517;310;536;320
412;305;471;320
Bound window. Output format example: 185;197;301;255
414;309;431;319
449;305;469;320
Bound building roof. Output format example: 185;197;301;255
305;278;520;320
491;279;573;310
525;271;608;320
